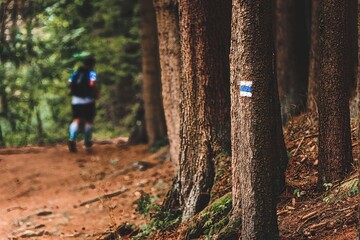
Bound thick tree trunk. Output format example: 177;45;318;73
307;0;320;113
275;0;309;121
230;0;280;239
317;0;353;190
178;0;231;220
140;0;167;146
153;0;181;163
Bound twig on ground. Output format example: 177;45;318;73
293;137;305;156
79;188;128;207
301;210;318;220
308;221;328;231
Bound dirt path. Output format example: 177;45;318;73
0;140;175;239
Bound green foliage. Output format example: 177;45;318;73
134;191;156;218
0;0;141;146
323;178;359;204
133;191;181;239
186;193;233;239
215;217;241;240
323;183;333;191
293;189;301;198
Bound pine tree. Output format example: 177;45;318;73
317;0;353;190
275;0;310;120
153;0;181;163
178;0;231;220
140;0;167;146
230;0;281;238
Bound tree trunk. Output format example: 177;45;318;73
317;0;353;190
273;71;288;195
153;0;181;163
178;0;231;220
140;0;167;147
275;0;309;121
127;103;148;145
307;0;320;113
0;125;5;147
357;1;360;236
36;109;45;145
349;0;359;117
230;0;279;238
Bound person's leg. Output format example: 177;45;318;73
68;103;81;152
84;102;95;148
84;120;93;147
69;118;80;141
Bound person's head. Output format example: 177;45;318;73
82;55;96;69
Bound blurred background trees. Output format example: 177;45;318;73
0;0;142;146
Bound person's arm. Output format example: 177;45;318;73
89;71;99;99
68;71;77;89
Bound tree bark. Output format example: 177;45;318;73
357;1;360;237
230;0;280;238
0;124;5;147
307;0;320;113
178;0;231;220
140;0;167;147
275;0;309;121
317;0;353;190
273;71;288;195
153;0;181;163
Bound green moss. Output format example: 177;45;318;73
185;193;232;239
216;218;241;240
132;191;181;239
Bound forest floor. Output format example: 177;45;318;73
0;139;176;239
0;113;359;240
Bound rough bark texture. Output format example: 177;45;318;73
273;71;288;195
349;0;359;117
275;0;309;121
140;0;167;146
153;0;181;163
307;0;320;113
178;0;231;220
317;0;353;190
230;0;279;239
357;1;360;237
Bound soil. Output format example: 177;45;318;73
0;139;176;239
0;113;359;240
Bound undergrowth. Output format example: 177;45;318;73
185;193;233;239
133;191;181;239
322;176;359;204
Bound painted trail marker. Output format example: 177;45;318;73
240;81;252;97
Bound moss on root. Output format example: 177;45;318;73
185;193;233;239
214;218;241;240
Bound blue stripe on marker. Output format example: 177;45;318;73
240;85;252;93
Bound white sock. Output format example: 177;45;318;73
69;122;79;140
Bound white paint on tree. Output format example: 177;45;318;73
240;81;253;97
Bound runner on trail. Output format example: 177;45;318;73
67;56;98;153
